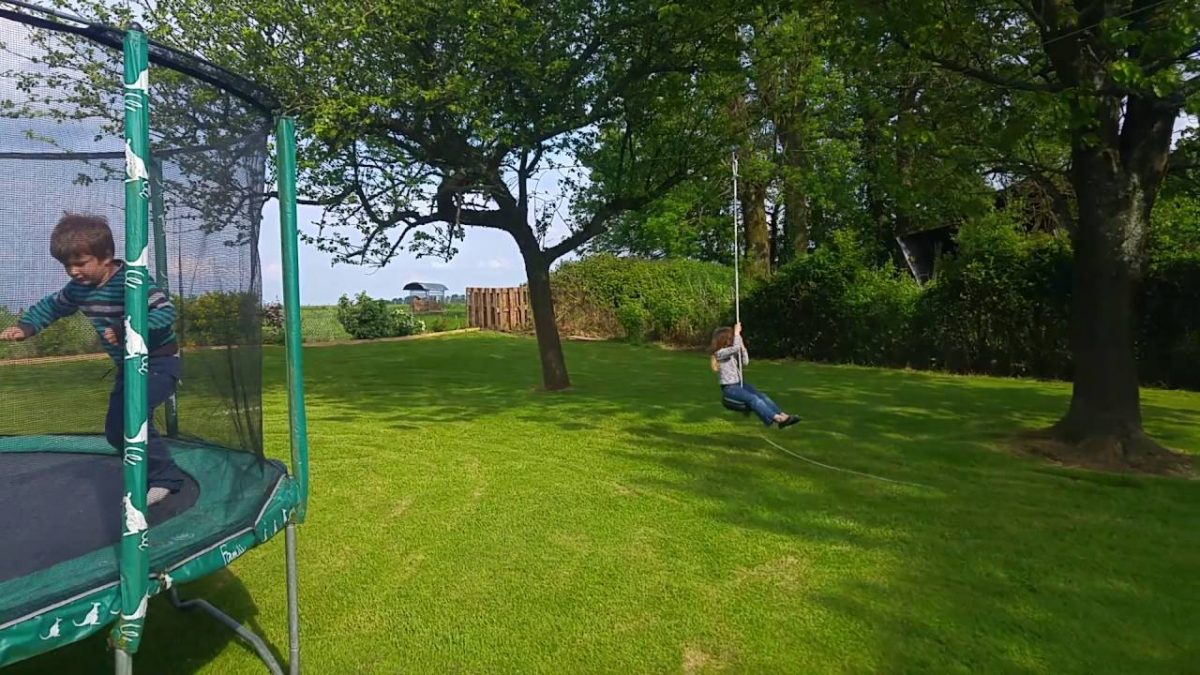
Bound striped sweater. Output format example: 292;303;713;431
18;261;177;364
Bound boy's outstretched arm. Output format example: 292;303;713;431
146;286;176;329
16;289;78;336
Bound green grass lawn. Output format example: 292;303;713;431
6;333;1199;674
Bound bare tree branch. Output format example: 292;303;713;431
263;183;356;206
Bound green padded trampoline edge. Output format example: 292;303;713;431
0;475;300;668
0;435;120;455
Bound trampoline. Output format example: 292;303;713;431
0;3;310;673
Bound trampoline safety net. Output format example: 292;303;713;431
0;17;270;452
0;4;295;639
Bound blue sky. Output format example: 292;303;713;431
258;165;583;304
259;203;532;304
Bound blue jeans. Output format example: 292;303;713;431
104;357;185;492
722;382;783;426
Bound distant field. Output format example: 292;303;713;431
298;303;468;342
296;305;352;342
0;304;470;361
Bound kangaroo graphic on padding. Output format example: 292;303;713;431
124;139;148;184
114;593;150;644
126;245;149;289
124;419;148;444
123;68;148;111
127;67;148;93
123;493;148;537
39;618;61;640
123;316;149;374
124;420;148;466
121;594;148;622
123;316;147;359
74;603;102;627
130;243;148;268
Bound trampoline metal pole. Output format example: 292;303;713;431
115;649;132;675
287;521;301;675
277;115;306;675
168;590;285;675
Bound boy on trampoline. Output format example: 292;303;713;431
711;322;800;428
0;213;185;505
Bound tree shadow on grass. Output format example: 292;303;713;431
610;408;1199;673
8;569;284;675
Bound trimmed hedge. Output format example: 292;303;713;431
558;199;1198;390
740;210;1200;389
740;231;920;368
911;216;1073;379
551;255;733;346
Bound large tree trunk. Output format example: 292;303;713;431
783;183;810;261
861;112;891;254
741;179;771;280
1055;165;1144;445
1050;95;1179;468
777;118;810;262
523;252;571;391
768;201;782;269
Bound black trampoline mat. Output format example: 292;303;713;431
0;452;200;584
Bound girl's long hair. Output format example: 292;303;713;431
709;326;734;372
709;326;733;354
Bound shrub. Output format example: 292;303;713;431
31;314;101;357
912;212;1073;378
262;302;285;345
179;291;260;347
0;308;98;359
1165;331;1200;389
1138;254;1200;389
615;303;651;344
739;205;1195;389
740;230;920;366
336;292;423;339
551;255;733;345
1135;195;1200;388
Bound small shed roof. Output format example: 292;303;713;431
403;282;448;292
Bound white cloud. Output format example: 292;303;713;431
480;258;513;270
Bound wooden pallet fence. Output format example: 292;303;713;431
466;286;531;331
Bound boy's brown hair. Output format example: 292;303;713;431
50;213;115;264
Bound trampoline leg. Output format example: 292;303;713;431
286;521;302;675
169;589;284;675
115;649;133;675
